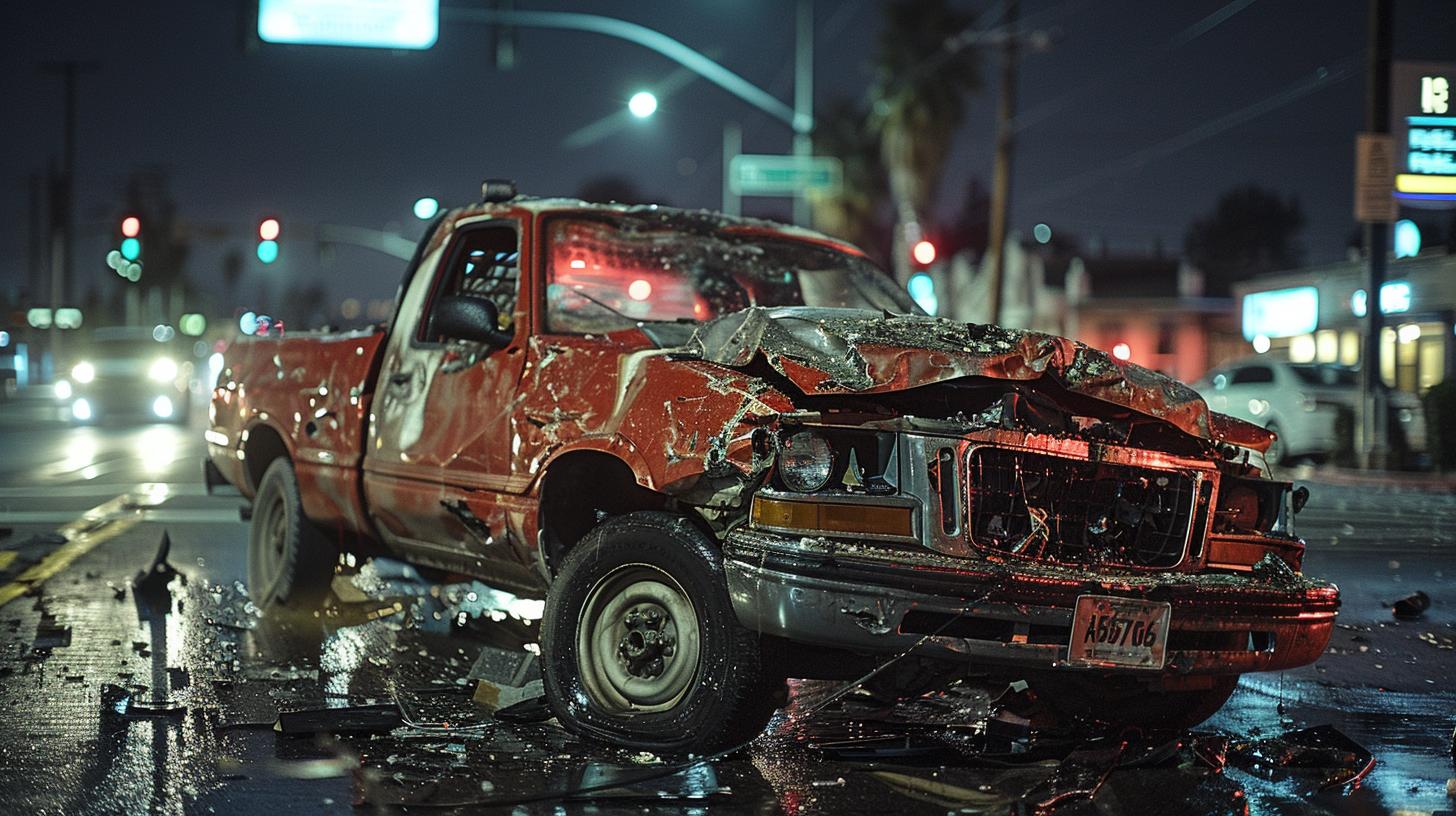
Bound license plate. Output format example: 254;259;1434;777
1067;595;1171;669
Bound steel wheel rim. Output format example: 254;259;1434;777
576;563;701;714
250;489;288;605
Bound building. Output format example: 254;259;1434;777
939;237;1237;384
1235;250;1456;394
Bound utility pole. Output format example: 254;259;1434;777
1362;0;1393;469
792;0;814;227
985;0;1019;325
40;60;98;361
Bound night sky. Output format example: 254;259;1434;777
4;0;1454;316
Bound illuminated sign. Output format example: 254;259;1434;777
257;0;439;50
1394;62;1456;206
1242;287;1318;341
1350;280;1412;317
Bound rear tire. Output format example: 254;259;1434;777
248;458;336;610
540;511;783;753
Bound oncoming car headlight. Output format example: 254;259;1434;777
777;431;834;492
149;358;179;383
71;361;95;384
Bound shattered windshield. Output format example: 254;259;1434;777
543;212;914;334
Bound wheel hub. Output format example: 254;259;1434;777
616;605;677;679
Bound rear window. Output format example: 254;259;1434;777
1288;364;1358;387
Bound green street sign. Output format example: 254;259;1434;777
729;154;843;197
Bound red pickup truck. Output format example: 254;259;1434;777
206;183;1337;752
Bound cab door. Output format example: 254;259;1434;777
362;215;537;587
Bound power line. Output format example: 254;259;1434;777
1014;0;1262;134
1021;54;1360;210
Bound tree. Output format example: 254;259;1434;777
870;0;981;283
1183;185;1304;295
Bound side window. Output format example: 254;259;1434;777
422;224;519;343
1230;365;1274;385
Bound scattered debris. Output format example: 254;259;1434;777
1388;591;1431;620
1228;725;1376;792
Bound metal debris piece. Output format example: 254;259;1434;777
1388;591;1431;620
492;694;554;724
133;530;181;620
275;704;403;735
33;616;71;650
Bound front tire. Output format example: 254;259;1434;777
248;458;336;610
540;511;782;753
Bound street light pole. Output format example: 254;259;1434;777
985;0;1019;326
792;0;814;227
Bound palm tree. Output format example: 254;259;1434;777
870;0;981;283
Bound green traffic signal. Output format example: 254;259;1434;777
120;237;141;260
257;239;279;264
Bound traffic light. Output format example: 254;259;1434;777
257;217;280;264
120;214;141;261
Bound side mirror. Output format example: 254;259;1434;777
433;295;513;347
1291;485;1310;514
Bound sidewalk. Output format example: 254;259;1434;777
1286;461;1456;493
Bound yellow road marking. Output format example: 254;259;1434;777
0;486;173;609
0;551;16;571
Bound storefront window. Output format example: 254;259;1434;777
1315;330;1339;363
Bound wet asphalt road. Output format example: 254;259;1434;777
0;400;1452;815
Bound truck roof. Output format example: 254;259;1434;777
455;197;867;258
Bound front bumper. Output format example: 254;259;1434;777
724;528;1338;676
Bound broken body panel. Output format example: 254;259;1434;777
207;198;1335;692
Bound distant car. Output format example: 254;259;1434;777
1195;358;1426;464
55;328;192;423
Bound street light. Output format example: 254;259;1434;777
413;197;440;220
628;90;658;118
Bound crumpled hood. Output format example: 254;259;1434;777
681;307;1271;451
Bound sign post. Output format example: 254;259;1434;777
1354;133;1398;223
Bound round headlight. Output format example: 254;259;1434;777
778;431;834;492
149;357;179;383
71;361;95;384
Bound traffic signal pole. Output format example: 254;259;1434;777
40;60;97;361
1361;0;1392;469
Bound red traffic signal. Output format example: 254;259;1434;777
911;239;937;266
121;216;141;238
258;217;281;241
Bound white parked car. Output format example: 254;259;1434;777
1195;358;1426;464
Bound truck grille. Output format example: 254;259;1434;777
968;447;1198;569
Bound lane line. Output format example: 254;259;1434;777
0;482;206;499
0;551;16;571
0;486;173;609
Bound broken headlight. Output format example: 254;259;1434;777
777;430;834;492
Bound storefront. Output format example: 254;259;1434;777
1234;252;1456;394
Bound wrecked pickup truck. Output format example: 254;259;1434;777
206;182;1337;752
